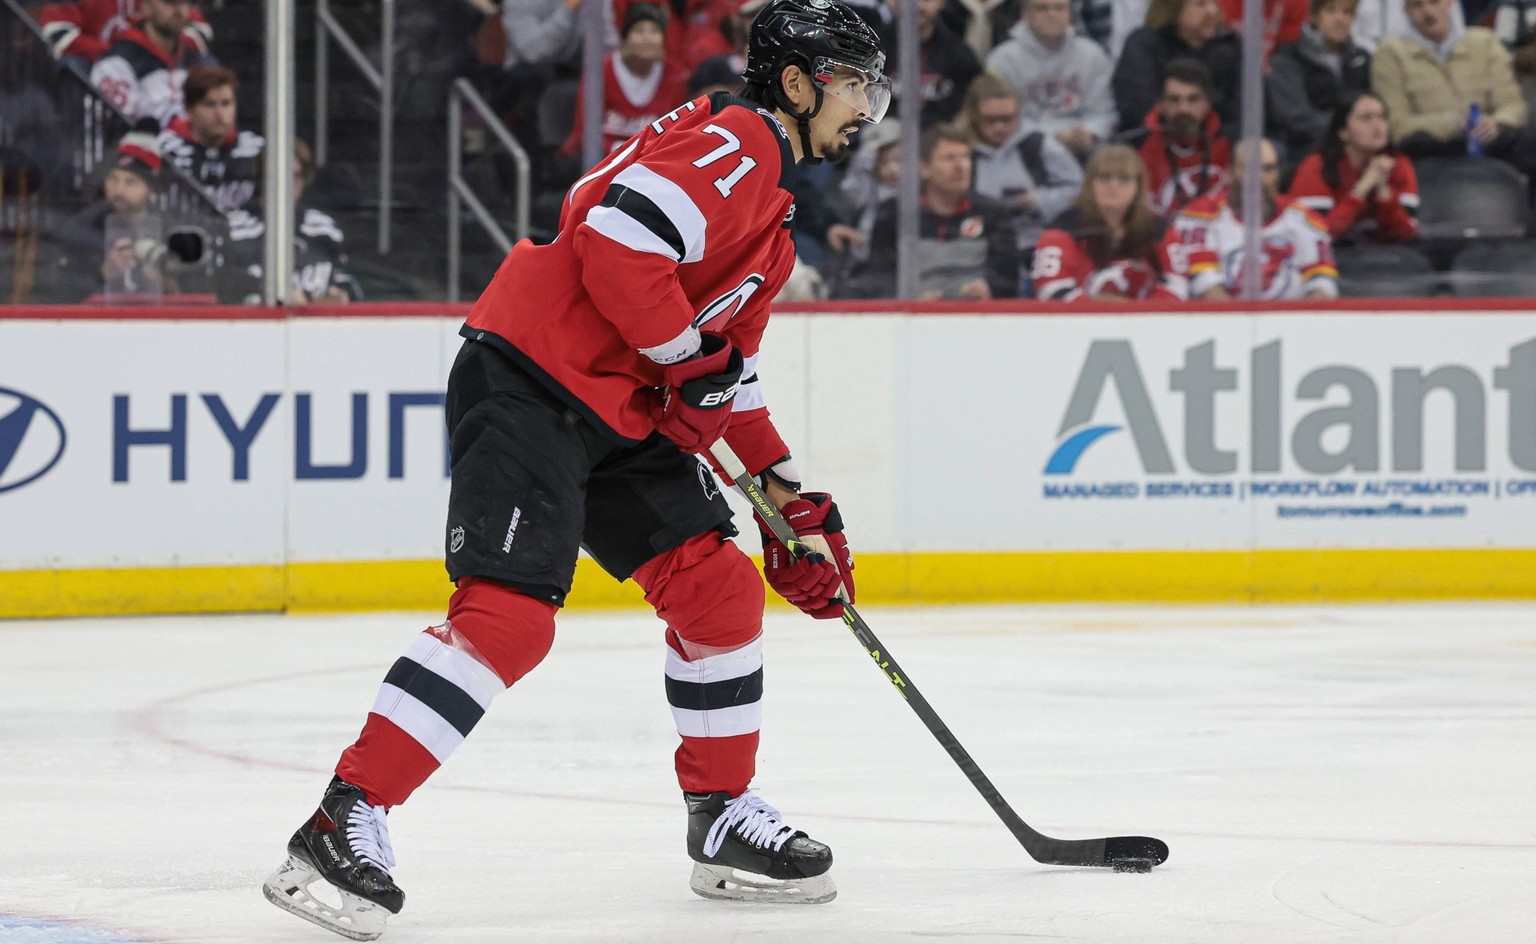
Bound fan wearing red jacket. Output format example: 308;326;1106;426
1033;143;1188;300
560;3;691;159
1287;91;1419;243
261;0;893;938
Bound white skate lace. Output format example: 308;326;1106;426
702;789;798;858
346;802;397;873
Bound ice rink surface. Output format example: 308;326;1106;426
2;602;1534;943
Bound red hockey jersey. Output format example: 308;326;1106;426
34;0;211;64
560;52;692;159
1138;108;1232;217
465;93;799;474
1031;220;1187;301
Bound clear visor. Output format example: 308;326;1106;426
813;60;891;124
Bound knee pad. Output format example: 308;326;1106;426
634;532;764;658
445;576;559;686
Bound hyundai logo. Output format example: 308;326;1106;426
0;387;67;494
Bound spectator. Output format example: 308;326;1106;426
1267;0;1372;165
34;0;211;69
89;0;215;127
985;0;1117;156
1113;0;1242;132
157;64;262;215
1032;143;1187;299
1219;0;1307;65
888;0;984;128
1352;0;1463;49
1138;58;1232;216
1176;138;1339;299
225;140;360;305
55;123;171;302
963;73;1083;266
858;124;1020;298
1288;91;1420;242
829;116;904;272
1371;0;1534;177
560;3;690;160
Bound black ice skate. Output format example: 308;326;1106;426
685;789;835;903
262;777;405;941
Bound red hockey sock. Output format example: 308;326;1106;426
336;578;557;807
635;533;766;797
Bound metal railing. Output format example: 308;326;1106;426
314;0;393;254
446;78;529;303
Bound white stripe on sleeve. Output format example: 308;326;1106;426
610;163;708;263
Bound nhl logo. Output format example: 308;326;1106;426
449;526;465;553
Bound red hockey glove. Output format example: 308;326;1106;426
759;492;855;620
651;332;744;454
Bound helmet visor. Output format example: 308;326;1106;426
813;59;891;123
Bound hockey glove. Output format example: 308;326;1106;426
652;332;744;454
759;492;855;620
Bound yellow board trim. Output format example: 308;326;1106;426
4;549;1536;619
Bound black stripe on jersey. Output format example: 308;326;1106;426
665;667;765;711
382;657;486;737
599;184;687;260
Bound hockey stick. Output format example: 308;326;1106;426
708;441;1169;871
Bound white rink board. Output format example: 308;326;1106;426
2;310;1535;573
895;312;1536;550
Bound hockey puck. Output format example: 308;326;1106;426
1110;857;1156;873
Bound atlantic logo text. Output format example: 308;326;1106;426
1046;338;1536;476
0;387;67;494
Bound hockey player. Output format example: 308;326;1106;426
261;0;888;938
1176;137;1340;299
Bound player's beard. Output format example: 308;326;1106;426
820;125;858;163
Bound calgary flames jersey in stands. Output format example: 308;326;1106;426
465;92;800;473
1175;194;1339;299
1032;214;1187;301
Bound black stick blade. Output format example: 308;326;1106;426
1104;835;1170;869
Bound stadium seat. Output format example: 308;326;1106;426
1447;239;1536;296
1413;157;1531;241
1333;243;1441;297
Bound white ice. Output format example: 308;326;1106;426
2;602;1534;943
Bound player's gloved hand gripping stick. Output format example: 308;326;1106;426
709;440;1170;872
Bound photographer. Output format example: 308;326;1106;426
54;124;174;302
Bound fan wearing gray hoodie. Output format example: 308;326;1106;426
964;74;1085;258
984;0;1118;157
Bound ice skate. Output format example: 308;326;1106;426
685;789;836;903
262;777;405;941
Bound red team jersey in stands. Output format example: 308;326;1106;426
34;0;211;63
1031;225;1187;301
560;52;692;159
466;93;799;474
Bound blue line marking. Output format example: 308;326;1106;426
0;916;150;943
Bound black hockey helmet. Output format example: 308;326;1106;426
743;0;890;156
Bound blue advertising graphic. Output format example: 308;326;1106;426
0;387;67;495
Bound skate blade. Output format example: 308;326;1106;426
689;862;836;904
262;854;390;941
